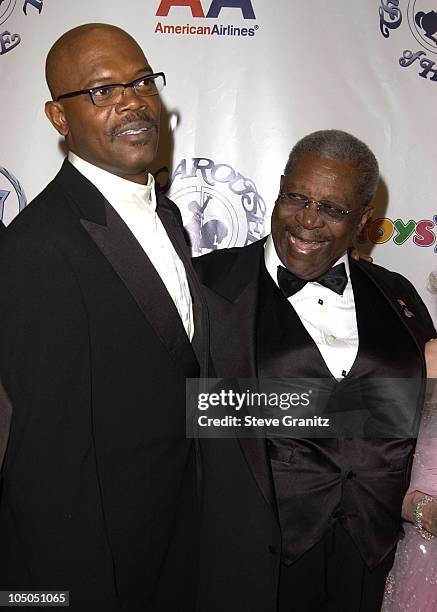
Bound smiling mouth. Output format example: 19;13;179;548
287;231;328;253
110;119;158;141
116;127;150;137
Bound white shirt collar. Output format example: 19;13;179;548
68;152;155;212
264;234;350;286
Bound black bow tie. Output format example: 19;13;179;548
277;262;348;298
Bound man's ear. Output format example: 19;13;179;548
279;174;286;195
44;100;69;137
357;205;374;234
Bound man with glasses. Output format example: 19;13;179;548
194;130;435;611
0;23;208;610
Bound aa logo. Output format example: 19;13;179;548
154;0;259;37
156;0;255;19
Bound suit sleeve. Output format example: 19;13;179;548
0;228;89;422
359;260;437;342
0;227;106;587
392;270;436;340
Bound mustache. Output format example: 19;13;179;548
107;112;159;140
284;224;333;243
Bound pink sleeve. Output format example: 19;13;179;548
408;381;437;496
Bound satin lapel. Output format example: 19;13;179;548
80;201;199;378
54;160;200;375
224;248;277;518
239;436;278;517
195;239;265;379
157;195;209;375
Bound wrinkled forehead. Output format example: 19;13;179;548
282;153;364;203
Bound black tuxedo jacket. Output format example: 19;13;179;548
0;160;209;611
193;237;435;611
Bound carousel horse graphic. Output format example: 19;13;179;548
185;193;229;254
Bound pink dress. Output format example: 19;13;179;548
382;386;437;611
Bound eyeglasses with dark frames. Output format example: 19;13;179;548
55;72;166;107
278;192;364;223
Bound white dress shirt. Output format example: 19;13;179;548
69;153;194;341
264;235;358;379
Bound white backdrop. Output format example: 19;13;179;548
1;0;436;320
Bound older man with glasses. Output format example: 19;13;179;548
0;23;208;611
194;130;435;612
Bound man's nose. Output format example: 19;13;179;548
115;86;148;111
295;202;325;229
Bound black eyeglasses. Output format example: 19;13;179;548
55;72;166;107
278;192;363;223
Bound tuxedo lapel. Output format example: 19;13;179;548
240;256;279;517
157;196;209;375
195;239;264;379
201;241;277;516
56;160;199;377
238;437;278;517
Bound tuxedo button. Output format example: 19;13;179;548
345;470;356;480
332;509;343;518
268;545;277;555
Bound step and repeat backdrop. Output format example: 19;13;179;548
1;0;436;319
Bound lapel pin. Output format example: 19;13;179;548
396;299;415;318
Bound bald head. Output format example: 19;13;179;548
46;24;144;99
44;23;162;184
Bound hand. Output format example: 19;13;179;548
422;499;437;536
348;247;373;263
402;491;418;523
425;339;437;378
403;491;437;536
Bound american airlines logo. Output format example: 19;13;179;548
154;0;259;38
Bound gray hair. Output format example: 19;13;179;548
284;130;379;208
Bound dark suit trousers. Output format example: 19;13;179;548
278;523;396;612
